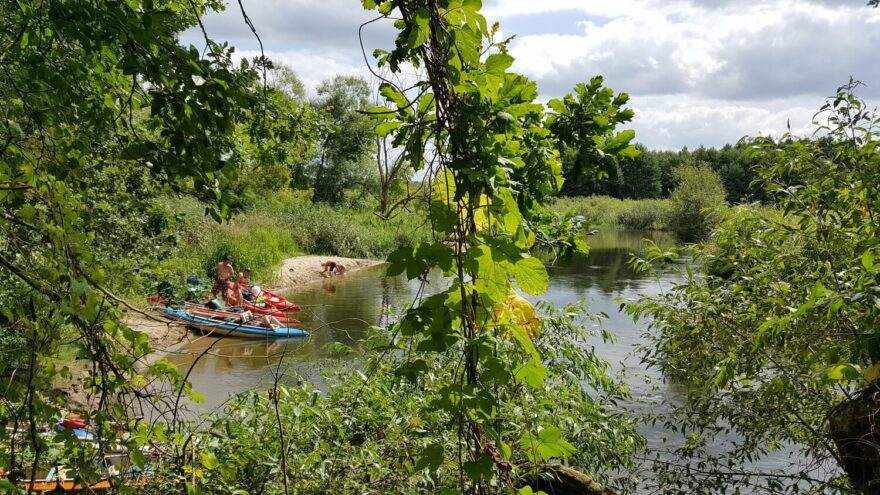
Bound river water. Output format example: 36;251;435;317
168;229;678;412
167;229;806;488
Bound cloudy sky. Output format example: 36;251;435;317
182;0;880;149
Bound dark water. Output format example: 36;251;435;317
168;229;678;411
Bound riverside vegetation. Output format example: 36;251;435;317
2;1;880;495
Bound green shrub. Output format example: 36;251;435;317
615;199;671;229
550;195;671;230
666;164;727;242
157;212;299;290
281;202;429;258
154;192;431;295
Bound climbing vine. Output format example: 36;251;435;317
362;0;638;491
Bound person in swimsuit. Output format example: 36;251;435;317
212;255;236;297
321;259;347;277
237;267;252;288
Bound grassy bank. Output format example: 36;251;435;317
155;191;431;289
551;195;672;230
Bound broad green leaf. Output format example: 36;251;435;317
514;358;547;388
519;426;577;463
463;454;494;481
863;250;875;270
484;53;514;75
376;121;402;136
514;256;548;295
415;443;444;472
409;8;431;48
827;364;860;381
122;142;149;160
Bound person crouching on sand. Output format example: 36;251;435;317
321;259;347;277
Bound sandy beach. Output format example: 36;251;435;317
132;254;384;355
273;255;384;291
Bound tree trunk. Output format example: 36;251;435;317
828;380;880;495
521;465;617;495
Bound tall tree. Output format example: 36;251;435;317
0;0;259;482
310;75;376;204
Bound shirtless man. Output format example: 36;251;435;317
211;255;236;297
320;259;347;277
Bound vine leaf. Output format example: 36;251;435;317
519;426;577;463
514;256;549;295
415;443;445;472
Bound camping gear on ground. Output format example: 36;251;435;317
186;274;207;300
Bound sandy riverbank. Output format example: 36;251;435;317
132;255;384;354
273;255;384;291
59;255;384;410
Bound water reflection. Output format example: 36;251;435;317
164;228;799;487
167;229;675;410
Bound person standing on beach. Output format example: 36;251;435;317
212;255;236;297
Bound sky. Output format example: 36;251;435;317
181;0;880;150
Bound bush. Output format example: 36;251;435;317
550;196;671;230
666;164;727;242
154;193;431;295
615;199;671;229
281;202;429;259
157;210;300;290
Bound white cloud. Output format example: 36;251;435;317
498;0;878;147
238;49;368;97
628;95;820;149
182;0;879;149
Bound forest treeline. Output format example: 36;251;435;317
560;143;769;203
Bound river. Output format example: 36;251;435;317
168;229;678;412
164;228;803;489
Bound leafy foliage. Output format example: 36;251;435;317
551;195;672;230
0;0;261;485
666;164;727;242
359;0;641;492
628;81;880;494
143;303;641;494
309;76;377;205
561;143;770;203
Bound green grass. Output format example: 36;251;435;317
550;195;672;230
155;193;431;290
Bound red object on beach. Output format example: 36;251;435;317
236;284;301;313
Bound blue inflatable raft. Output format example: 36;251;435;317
162;307;308;338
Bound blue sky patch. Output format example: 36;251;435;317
495;9;609;37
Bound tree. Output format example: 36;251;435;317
618;144;663;199
267;62;306;100
309;75;376;204
553;77;639;197
228;63;318;204
364;2;642;492
629;81;880;494
666;163;727;242
0;0;259;484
